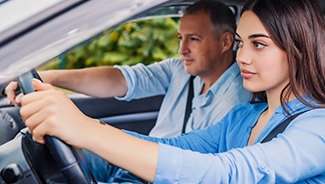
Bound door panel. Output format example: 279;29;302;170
71;94;164;135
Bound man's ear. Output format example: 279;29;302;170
221;31;234;52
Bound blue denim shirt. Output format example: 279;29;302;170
115;58;250;138
126;99;325;183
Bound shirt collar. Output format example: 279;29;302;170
274;95;314;115
194;62;241;97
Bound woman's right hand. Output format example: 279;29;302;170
5;81;24;107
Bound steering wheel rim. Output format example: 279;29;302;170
18;69;97;184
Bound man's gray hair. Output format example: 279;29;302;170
184;0;236;39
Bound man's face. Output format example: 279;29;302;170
178;11;224;78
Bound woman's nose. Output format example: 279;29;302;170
236;47;252;66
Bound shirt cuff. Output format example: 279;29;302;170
154;143;183;183
113;65;136;101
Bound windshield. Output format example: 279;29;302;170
0;0;63;34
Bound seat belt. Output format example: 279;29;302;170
261;109;312;143
182;76;195;134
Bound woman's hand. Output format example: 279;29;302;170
20;80;158;182
20;79;97;148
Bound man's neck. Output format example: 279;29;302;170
200;50;234;94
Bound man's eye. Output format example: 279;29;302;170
235;39;243;48
191;37;199;41
253;41;266;49
178;36;182;40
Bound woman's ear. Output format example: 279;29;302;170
221;31;234;52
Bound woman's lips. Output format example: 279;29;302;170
241;69;256;79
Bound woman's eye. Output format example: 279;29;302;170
253;41;266;49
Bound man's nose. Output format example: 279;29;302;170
178;40;189;55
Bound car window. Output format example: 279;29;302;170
38;6;185;71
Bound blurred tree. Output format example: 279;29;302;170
42;17;180;70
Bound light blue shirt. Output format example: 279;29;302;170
126;99;325;183
115;57;250;138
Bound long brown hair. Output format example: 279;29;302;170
242;0;325;114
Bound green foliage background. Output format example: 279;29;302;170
42;17;180;70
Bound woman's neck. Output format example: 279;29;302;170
265;85;296;115
265;91;281;115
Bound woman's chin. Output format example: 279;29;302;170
243;83;264;93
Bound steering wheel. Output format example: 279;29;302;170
18;69;97;184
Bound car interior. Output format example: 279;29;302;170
0;0;324;183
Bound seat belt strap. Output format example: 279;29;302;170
182;76;195;134
261;109;312;143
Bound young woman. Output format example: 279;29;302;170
20;0;325;183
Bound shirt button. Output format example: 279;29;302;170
260;164;270;173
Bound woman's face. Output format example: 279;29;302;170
236;11;289;94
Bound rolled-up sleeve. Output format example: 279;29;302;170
114;58;179;101
114;65;137;101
